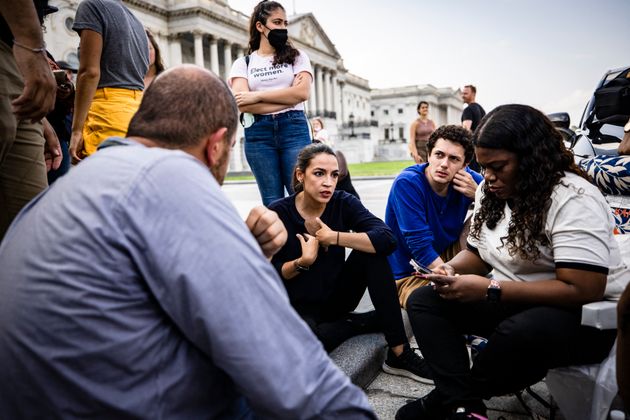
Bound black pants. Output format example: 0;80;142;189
298;250;407;352
618;282;630;409
407;286;616;407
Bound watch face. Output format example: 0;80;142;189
487;287;501;303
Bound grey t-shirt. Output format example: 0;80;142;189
73;0;149;90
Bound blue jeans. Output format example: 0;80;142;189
244;110;311;206
47;138;70;185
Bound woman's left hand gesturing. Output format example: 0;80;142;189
311;217;337;247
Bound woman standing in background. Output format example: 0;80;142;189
229;0;312;206
409;101;436;164
144;29;165;88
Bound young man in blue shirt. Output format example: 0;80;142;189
385;125;483;307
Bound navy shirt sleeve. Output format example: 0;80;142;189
268;197;300;275
461;106;473;122
339;191;397;255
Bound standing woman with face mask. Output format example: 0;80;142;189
229;0;313;206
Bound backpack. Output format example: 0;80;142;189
238;55;252;127
594;72;630;121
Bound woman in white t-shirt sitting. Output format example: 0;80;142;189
397;104;630;420
311;117;333;147
229;1;312;206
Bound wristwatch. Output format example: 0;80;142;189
294;259;310;272
624;119;630;133
486;279;502;303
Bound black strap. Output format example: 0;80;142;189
238;55;252;127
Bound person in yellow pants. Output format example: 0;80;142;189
70;0;148;162
80;88;142;156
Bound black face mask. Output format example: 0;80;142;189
266;28;288;50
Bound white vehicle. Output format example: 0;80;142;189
549;65;630;233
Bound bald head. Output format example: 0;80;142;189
127;65;238;148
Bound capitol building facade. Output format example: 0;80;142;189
44;0;463;170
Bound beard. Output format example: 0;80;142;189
210;148;230;186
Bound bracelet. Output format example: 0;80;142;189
336;231;340;246
12;39;46;54
294;259;309;272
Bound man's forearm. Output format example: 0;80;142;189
0;1;44;46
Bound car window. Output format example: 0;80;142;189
601;124;623;139
603;70;624;84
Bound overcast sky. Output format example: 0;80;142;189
228;0;629;126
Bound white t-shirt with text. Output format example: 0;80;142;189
229;50;313;114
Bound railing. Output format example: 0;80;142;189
378;137;407;145
309;110;337;119
341;119;378;128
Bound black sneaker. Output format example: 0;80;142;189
346;310;380;335
382;344;434;384
395;391;446;420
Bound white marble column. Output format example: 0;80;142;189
156;33;169;69
193;32;204;67
446;104;459;125
307;95;316;117
338;82;345;123
332;73;340;121
316;66;324;115
168;34;182;67
325;71;333;115
223;41;232;80
209;38;219;75
308;64;317;117
323;68;330;114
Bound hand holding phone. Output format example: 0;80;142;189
428;274;454;287
409;259;432;275
53;70;67;84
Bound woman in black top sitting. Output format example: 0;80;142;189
269;143;432;383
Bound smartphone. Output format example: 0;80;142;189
53;69;67;84
409;259;432;275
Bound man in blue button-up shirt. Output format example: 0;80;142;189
0;65;375;419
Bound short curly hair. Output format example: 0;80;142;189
426;125;474;164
